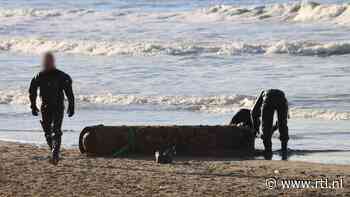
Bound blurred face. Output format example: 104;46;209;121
42;53;55;71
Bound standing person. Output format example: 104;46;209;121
29;52;75;165
251;89;289;160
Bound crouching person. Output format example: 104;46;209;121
230;108;278;132
29;52;75;165
251;89;289;160
229;108;253;128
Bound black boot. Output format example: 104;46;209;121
41;121;53;150
281;141;288;160
263;140;273;160
51;133;62;165
45;133;53;150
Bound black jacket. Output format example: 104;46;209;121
29;69;74;111
230;108;278;132
251;89;286;132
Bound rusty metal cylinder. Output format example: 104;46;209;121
79;125;255;157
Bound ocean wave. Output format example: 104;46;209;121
289;108;350;120
2;2;350;25
190;2;350;25
1;90;349;121
0;8;93;18
1;37;350;57
0;90;254;108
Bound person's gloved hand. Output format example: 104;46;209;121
67;105;74;117
31;106;39;116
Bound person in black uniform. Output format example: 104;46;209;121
29;52;75;165
230;108;278;131
229;108;253;128
251;89;289;160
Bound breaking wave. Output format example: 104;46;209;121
1;90;349;121
190;2;350;25
0;90;254;108
1;37;350;57
1;2;350;25
0;8;93;18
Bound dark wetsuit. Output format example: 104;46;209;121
230;108;278;131
251;89;289;153
29;69;74;157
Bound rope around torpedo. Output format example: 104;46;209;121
112;128;136;157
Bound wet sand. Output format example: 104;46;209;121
0;141;349;196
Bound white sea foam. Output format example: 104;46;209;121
0;90;29;105
191;2;350;25
1;37;350;57
0;8;61;18
1;90;349;120
335;6;350;25
293;2;347;22
0;8;93;18
0;90;254;107
289;108;350;120
1;2;350;25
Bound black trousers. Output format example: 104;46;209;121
41;104;64;151
261;97;289;150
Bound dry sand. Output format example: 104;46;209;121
0;141;349;196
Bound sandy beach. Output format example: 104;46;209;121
1;0;350;196
0;141;348;196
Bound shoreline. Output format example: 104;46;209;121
3;137;350;165
0;140;349;196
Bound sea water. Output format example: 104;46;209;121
0;0;350;164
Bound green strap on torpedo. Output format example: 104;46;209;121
113;128;136;157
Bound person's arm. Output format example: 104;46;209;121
251;91;264;133
63;74;75;117
29;74;40;116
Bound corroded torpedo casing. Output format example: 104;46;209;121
79;125;255;157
